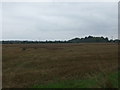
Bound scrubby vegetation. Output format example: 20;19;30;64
2;43;118;88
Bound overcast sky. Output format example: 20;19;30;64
2;2;118;41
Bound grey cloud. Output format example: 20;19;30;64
2;2;118;40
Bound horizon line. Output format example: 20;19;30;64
1;36;119;41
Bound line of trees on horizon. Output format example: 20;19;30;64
1;36;120;44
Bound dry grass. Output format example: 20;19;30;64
2;43;118;88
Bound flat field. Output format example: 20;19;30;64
2;43;119;88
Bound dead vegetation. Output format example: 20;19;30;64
2;43;118;88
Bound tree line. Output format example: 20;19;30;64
2;36;120;44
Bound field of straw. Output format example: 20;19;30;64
2;43;118;88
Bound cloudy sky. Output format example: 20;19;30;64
2;2;118;41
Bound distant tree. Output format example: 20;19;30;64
68;38;80;43
2;36;119;44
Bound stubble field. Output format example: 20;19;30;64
2;43;119;88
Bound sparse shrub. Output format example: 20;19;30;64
34;47;37;49
22;47;26;51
